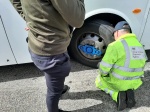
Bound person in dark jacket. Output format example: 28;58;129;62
11;0;85;112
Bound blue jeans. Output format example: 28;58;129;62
29;50;71;112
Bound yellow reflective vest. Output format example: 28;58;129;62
96;33;147;101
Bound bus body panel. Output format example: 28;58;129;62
85;0;149;40
0;0;150;66
140;9;150;49
0;0;32;65
0;17;16;66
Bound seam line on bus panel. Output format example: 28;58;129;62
139;3;150;42
0;16;17;63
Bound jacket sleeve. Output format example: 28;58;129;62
50;0;85;28
10;0;25;20
99;44;118;76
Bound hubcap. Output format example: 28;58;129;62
78;33;106;60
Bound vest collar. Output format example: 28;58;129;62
118;33;136;40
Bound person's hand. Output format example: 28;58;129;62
25;27;30;31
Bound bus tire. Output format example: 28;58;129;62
68;20;114;68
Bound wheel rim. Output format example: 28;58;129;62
78;33;107;60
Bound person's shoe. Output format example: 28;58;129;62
62;85;70;95
59;109;71;112
126;89;136;108
117;91;127;111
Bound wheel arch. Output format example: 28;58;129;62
69;8;134;68
84;8;133;31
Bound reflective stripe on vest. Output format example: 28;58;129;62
97;76;114;96
109;90;114;96
104;88;114;96
112;72;144;80
104;88;108;93
113;65;143;72
99;68;109;74
99;39;145;80
97;75;102;86
100;61;143;72
121;39;130;67
100;61;113;68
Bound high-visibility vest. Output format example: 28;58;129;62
97;33;147;91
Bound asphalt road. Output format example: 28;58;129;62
0;59;150;112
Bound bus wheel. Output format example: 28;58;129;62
68;20;114;68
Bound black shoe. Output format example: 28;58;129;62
62;85;70;95
117;91;127;111
59;109;71;112
126;89;136;108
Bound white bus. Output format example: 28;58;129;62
0;0;150;68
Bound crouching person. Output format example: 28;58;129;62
95;21;147;111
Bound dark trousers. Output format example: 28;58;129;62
29;50;71;112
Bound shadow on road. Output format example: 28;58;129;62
0;52;150;111
0;50;149;83
0;59;93;82
0;63;42;82
61;71;150;112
